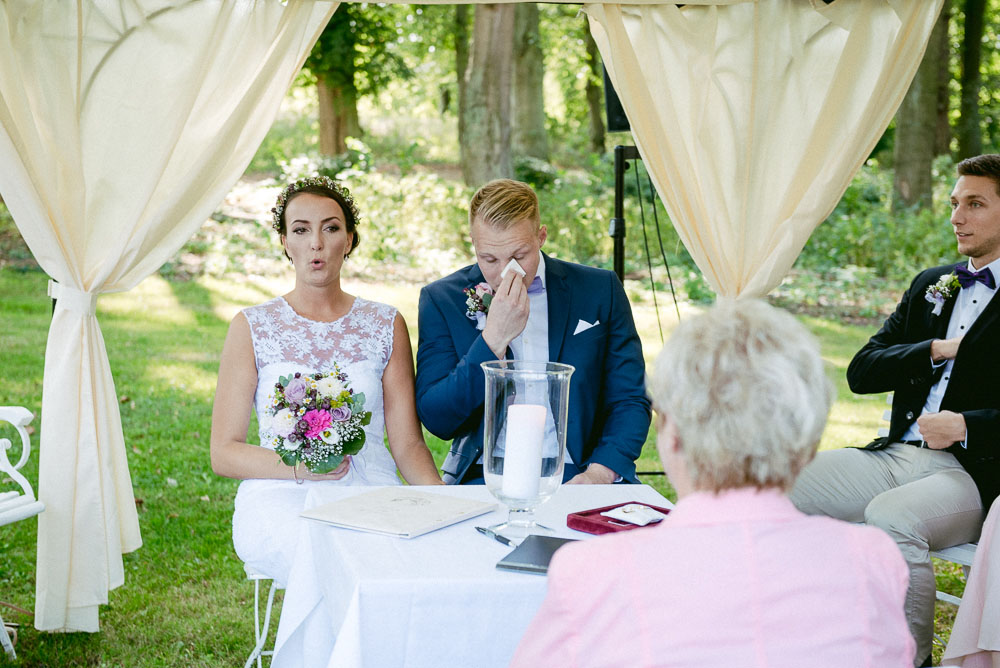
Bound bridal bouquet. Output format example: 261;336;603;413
269;367;371;473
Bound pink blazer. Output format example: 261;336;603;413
510;488;915;668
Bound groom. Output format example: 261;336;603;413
791;154;1000;667
416;179;651;484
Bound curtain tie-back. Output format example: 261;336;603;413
47;280;98;316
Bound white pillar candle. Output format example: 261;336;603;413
502;403;546;499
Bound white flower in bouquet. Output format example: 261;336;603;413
320;428;341;445
315;375;346;398
271;407;298;438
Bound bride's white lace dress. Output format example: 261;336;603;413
232;296;401;585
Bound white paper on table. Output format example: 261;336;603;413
300;488;496;538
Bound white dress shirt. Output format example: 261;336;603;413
503;253;574;466
904;256;1000;444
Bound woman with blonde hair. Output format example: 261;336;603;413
511;299;914;667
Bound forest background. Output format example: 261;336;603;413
0;1;997;665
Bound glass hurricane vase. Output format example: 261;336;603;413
481;360;574;544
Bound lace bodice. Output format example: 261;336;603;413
242;296;400;485
245;296;396;372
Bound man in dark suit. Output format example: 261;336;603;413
791;154;1000;667
416;179;651;485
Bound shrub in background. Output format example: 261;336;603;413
514;156;559;190
797;158;958;283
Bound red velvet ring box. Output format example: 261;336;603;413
566;502;671;535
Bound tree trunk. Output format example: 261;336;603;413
583;16;606;154
317;75;361;157
512;3;548;161
893;7;950;210
456;5;471;174
934;0;953;156
460;4;515;186
958;0;985;159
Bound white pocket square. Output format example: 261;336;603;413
573;319;599;335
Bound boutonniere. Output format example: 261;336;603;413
464;282;493;330
924;272;960;316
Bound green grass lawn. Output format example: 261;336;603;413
0;266;964;666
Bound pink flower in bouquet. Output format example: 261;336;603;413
330;405;352;422
302;409;333;439
284;377;308;404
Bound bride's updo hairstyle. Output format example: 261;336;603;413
271;176;362;258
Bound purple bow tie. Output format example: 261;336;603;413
526;275;545;295
955;265;996;290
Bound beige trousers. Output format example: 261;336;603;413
790;443;984;666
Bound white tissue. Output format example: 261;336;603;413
501;258;526;279
600;504;667;526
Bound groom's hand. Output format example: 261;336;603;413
483;270;529;358
566;463;618;484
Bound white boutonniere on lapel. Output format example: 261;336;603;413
924;272;960;316
463;282;493;330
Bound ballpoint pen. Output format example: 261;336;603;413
476;525;515;547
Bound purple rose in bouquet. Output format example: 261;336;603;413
284;377;308;404
331;405;352;422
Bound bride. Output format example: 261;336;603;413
210;176;443;585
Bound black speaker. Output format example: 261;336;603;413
604;67;630;133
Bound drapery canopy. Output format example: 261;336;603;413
0;0;944;633
586;0;944;297
0;0;336;632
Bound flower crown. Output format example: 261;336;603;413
271;176;361;233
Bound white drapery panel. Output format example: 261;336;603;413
0;0;336;632
586;0;944;298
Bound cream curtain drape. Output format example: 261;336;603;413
0;0;336;632
586;0;944;298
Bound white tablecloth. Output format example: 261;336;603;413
271;484;672;668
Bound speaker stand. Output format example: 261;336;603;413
610;145;640;284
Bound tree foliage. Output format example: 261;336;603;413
306;5;411;99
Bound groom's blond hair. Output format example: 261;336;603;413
469;179;540;231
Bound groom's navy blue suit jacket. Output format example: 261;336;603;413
415;254;651;484
849;262;1000;506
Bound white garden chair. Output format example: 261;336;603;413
0;406;45;659
244;564;282;668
